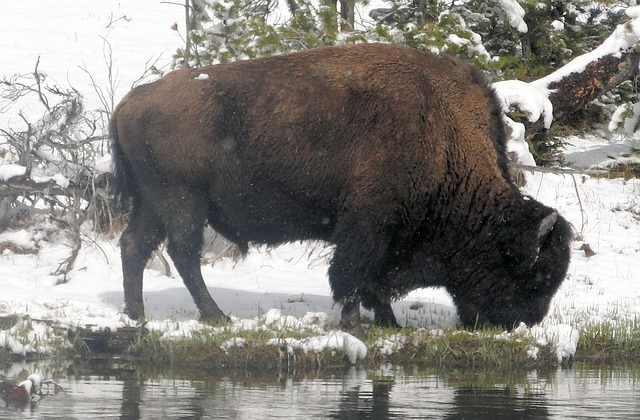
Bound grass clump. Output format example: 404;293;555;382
365;326;559;370
0;316;71;362
575;318;640;364
113;316;352;372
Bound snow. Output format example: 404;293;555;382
268;331;368;364
564;134;640;169
493;80;554;166
1;1;640;365
503;116;536;166
16;379;32;395
497;0;528;33
493;80;554;129
0;164;26;181
447;34;472;47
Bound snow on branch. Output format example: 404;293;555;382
494;6;640;166
532;6;640;95
493;80;553;129
497;0;527;33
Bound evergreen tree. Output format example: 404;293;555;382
173;0;640;164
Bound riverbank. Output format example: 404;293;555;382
3;311;638;374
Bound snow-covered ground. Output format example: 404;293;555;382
0;1;639;363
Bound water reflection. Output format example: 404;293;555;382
120;371;141;419
328;377;395;419
445;387;549;419
1;362;640;419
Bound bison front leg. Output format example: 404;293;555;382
359;285;400;328
329;217;393;337
372;300;400;329
119;201;165;321
333;269;400;336
338;299;365;337
329;249;367;336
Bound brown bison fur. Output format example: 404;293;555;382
111;43;571;333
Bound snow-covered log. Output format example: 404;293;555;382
536;51;640;132
539;7;640;120
495;6;640;165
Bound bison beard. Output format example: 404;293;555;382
110;43;571;334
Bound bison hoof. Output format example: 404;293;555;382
375;317;401;329
339;309;366;338
340;317;366;338
200;311;230;326
124;305;145;321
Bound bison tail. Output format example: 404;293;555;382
110;112;135;209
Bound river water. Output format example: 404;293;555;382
1;362;639;419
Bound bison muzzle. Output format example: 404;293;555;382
110;43;572;333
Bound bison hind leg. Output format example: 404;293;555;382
164;195;228;324
120;199;166;321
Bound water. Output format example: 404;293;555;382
2;362;639;419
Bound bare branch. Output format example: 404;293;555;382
511;163;590;238
184;0;192;67
32;57;50;111
511;163;607;176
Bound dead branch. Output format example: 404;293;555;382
523;51;640;136
511;163;590;237
549;52;640;123
32;57;50;111
0;173;111;203
511;163;607;176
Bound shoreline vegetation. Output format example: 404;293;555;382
3;315;640;373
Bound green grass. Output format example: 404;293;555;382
4;316;640;371
576;318;640;364
111;323;561;371
0;317;70;361
365;325;558;370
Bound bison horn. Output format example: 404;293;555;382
537;211;558;242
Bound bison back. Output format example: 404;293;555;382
111;43;512;248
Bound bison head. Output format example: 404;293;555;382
447;200;572;330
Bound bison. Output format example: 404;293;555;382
110;43;571;333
